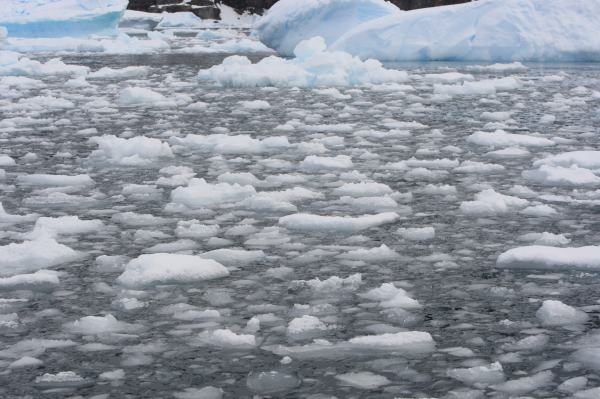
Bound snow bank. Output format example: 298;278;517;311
0;0;127;38
332;0;600;62
255;0;400;56
198;36;409;88
497;246;600;271
117;254;229;287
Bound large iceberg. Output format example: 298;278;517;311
331;0;600;62
0;0;127;38
254;0;400;57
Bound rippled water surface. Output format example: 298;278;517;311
1;35;600;398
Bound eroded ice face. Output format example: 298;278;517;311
1;28;600;398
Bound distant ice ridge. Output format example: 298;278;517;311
198;36;409;87
332;0;600;62
257;0;600;62
254;0;400;56
0;0;127;38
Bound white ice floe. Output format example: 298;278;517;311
198;36;409;88
300;155;353;172
117;87;175;107
460;189;528;216
335;371;390;389
397;226;435;241
171;134;290;155
523;165;600;187
0;238;81;276
535;300;589;326
196;328;256;348
89;135;173;166
497;246;600;271
255;0;400;56
117;253;229;287
65;314;142;335
170;179;256;210
266;331;435;359
533;151;600;170
361;283;421;309
279;212;399;233
447;362;505;387
0;270;59;291
16;173;94;187
467;130;554;148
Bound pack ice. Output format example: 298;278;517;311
257;0;600;62
0;0;127;38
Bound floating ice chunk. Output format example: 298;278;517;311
0;0;127;38
336;371;390;389
362;283;421;309
535;300;589;326
497;246;600;272
338;244;399;261
558;376;588;393
99;369;125;380
197;329;256;348
65;314;142;335
9;356;43;368
172;134;290;154
519;232;570;246
397;226;435;241
573;387;600;399
26;216;104;239
485;147;531;159
534;151;600;170
287;315;328;338
0;237;81;276
267;331;434;359
34;371;88;388
447;362;505;387
455;161;505;174
300;155;353;172
239;100;271;110
523;165;600;187
177;38;273;54
433;78;521;96
0;338;76;359
175;221;219;239
333;182;392;197
117;253;229;288
255;0;400;56
0;53;89;76
119;10;162;30
198;37;409;88
117;87;175;107
170;179;256;209
0;202;37;224
490;371;554;395
156;12;203;29
200;249;265;266
279;212;399;233
467;130;554;148
247;371;299;394
174;387;223;399
331;0;600;62
17;173;94;187
0;270;59;291
88;66;149;79
89;135;173;166
520;204;557;217
460;189;528;216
